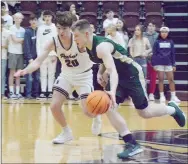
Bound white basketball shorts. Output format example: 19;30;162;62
52;69;93;99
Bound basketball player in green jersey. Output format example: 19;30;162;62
71;19;186;159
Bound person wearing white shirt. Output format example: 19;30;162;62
37;11;45;27
36;10;57;99
1;18;10;99
8;12;25;99
106;24;127;49
128;25;152;79
103;10;118;36
1;2;13;30
116;18;129;49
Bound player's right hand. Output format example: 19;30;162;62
14;69;27;77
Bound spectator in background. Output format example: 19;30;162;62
37;10;57;99
8;12;25;99
152;27;180;103
144;22;159;101
103;10;118;36
1;18;10;99
64;2;79;20
1;2;13;30
38;11;45;27
128;25;152;79
106;24;127;49
23;14;40;99
116;18;129;49
90;23;96;34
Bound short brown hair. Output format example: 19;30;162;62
56;11;74;27
29;13;37;21
71;19;90;32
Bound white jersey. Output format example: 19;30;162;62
37;23;57;56
53;34;93;76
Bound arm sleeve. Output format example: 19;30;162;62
171;40;176;66
23;30;32;61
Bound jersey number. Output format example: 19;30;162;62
65;59;79;67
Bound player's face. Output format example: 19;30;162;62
160;31;168;39
134;26;141;36
73;30;87;48
56;23;71;38
116;20;123;30
43;15;52;23
14;16;23;24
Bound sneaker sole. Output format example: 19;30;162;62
52;137;73;144
117;148;143;159
128;148;144;157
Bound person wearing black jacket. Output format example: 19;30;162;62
23;14;40;99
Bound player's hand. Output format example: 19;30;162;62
173;67;176;72
14;69;27;77
97;74;107;87
105;91;116;108
51;56;57;63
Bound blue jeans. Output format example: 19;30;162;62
25;69;40;97
134;57;147;78
1;59;7;95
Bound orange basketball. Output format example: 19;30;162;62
86;90;111;116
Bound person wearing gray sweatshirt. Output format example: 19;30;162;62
143;22;158;101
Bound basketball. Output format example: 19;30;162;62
86;90;111;116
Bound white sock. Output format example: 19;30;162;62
93;115;101;122
106;106;131;137
9;86;14;93
160;92;164;97
16;86;20;94
171;91;176;97
167;106;176;115
63;125;71;133
137;103;176;118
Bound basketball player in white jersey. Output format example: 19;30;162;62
14;11;101;144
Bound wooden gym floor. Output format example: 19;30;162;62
1;99;188;163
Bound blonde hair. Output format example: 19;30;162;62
132;24;145;53
106;23;116;32
13;12;24;19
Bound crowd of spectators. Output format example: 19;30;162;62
1;2;180;103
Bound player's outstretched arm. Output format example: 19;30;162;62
96;42;118;105
14;39;54;77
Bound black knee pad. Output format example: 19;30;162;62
135;97;148;110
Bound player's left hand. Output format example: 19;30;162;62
105;91;116;108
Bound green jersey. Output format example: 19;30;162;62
86;35;139;79
87;35;147;108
